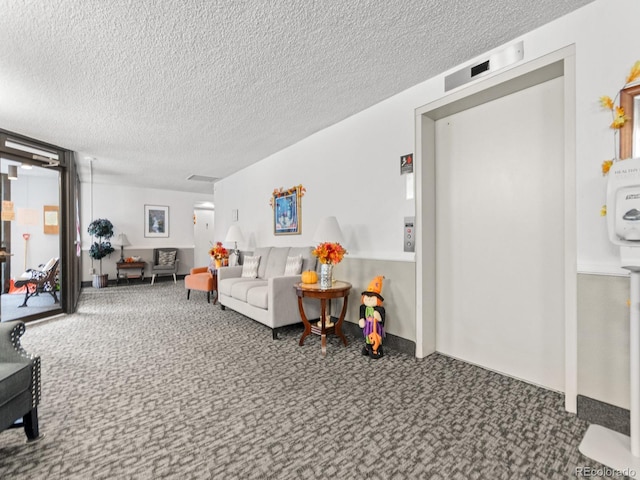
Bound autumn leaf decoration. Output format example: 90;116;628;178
269;185;306;208
599;61;640;215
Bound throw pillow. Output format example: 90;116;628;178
283;254;303;276
241;255;261;278
158;250;176;266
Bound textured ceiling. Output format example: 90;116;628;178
0;0;595;194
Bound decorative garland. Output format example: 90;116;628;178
269;184;306;208
600;61;640;216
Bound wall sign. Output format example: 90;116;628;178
401;153;413;174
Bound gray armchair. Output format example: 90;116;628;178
150;248;179;285
0;321;41;441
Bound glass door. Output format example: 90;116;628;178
1;156;63;322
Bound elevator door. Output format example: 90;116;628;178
434;76;565;391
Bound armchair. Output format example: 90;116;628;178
150;248;179;285
0;321;41;441
184;266;216;303
13;257;60;308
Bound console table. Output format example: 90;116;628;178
295;281;351;356
116;261;146;284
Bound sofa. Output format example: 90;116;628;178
0;321;41;441
218;246;321;338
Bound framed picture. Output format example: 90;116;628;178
272;185;302;235
621;83;640;159
43;205;59;234
144;205;169;238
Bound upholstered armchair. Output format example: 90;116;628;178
184;266;216;303
150;248;179;285
0;321;41;441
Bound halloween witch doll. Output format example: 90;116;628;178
358;276;385;359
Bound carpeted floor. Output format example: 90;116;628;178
0;282;616;479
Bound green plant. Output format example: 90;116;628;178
87;218;115;275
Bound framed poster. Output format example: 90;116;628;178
272;185;302;235
144;205;169;238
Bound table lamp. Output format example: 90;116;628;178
112;233;131;262
313;216;345;244
225;225;244;265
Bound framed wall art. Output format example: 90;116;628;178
271;185;304;235
144;205;169;238
620;83;640;160
43;205;59;234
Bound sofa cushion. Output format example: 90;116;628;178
289;246;316;273
284;255;303;276
264;247;290;278
0;363;31;407
219;277;250;296
246;285;269;310
253;247;272;278
230;279;268;302
241;255;261;278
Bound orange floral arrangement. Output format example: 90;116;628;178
208;241;229;260
312;242;347;265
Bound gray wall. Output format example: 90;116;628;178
578;273;629;409
82;247;194;282
338;257;416;342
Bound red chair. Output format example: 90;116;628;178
184;267;216;304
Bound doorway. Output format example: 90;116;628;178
435;77;565;391
415;47;577;410
193;207;215;268
1;159;63;321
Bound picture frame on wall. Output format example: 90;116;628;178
272;185;302;235
144;205;169;238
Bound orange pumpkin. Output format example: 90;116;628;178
301;270;318;284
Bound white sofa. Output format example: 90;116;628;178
218;246;321;338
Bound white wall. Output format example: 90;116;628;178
212;99;416;259
212;0;640;408
9;169;60;274
80;182;213;280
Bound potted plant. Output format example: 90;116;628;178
88;218;115;288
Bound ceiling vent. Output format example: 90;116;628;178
187;174;219;183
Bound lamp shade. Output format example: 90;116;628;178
313;216;345;245
225;225;244;244
112;233;131;247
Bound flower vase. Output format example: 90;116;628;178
215;259;222;269
320;263;333;289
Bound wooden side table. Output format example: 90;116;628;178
208;267;219;305
295;281;352;356
116;261;146;284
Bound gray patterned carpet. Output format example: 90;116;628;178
0;282;614;479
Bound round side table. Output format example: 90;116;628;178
295;281;352;356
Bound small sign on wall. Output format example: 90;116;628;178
1;201;15;221
400;153;413;174
43;205;59;234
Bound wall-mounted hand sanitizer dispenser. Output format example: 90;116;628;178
607;158;640;268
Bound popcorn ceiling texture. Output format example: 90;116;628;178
0;0;594;192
